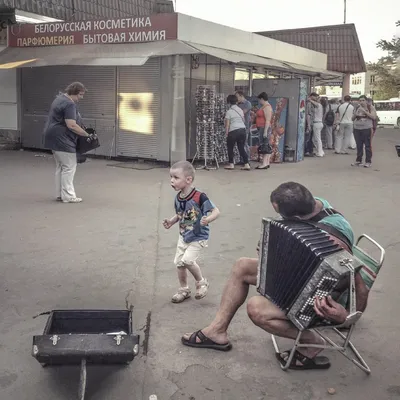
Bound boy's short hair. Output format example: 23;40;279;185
171;160;195;179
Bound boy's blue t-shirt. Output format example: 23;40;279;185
315;197;354;247
174;188;216;243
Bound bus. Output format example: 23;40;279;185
374;98;400;127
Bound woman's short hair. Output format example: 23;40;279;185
227;94;238;105
257;92;268;101
65;82;87;96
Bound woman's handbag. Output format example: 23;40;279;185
258;127;273;155
76;127;100;154
258;137;273;155
76;153;87;164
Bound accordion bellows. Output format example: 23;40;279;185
257;218;362;330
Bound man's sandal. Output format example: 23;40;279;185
171;287;191;303
181;330;232;351
276;349;331;370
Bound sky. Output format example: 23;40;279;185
174;0;400;63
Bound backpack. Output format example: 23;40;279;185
324;104;335;126
367;104;378;133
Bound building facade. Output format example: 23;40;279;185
0;12;338;163
0;0;173;148
349;71;379;98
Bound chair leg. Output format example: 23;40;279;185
273;329;371;375
313;329;371;374
332;328;371;374
272;331;303;371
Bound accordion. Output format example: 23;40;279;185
256;218;363;331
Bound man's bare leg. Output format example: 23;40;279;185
247;296;325;360
182;257;258;344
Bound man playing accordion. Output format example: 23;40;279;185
181;182;369;370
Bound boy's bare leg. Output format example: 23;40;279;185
185;261;203;282
182;257;258;344
177;267;188;287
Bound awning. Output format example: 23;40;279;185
186;42;343;79
0;38;343;80
284;61;344;80
0;40;198;68
187;42;291;71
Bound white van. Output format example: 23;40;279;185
374;98;400;127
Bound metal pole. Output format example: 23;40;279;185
344;0;347;24
78;359;87;400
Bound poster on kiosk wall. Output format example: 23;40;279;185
246;97;289;163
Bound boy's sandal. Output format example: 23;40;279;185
195;278;209;300
171;287;191;303
181;330;232;351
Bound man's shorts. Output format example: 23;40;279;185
174;235;208;267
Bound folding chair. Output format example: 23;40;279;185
271;234;386;374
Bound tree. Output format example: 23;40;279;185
368;20;400;99
317;86;326;95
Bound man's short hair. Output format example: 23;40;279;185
65;82;86;95
309;92;319;98
235;90;245;97
270;182;316;218
359;95;367;100
171;160;195;179
344;95;352;102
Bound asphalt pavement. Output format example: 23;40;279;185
1;128;399;400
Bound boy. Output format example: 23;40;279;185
163;161;220;303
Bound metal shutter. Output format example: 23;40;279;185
116;58;161;159
219;64;235;97
21;66;116;156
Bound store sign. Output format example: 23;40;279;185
8;13;177;47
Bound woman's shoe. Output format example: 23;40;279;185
255;165;270;170
62;197;83;203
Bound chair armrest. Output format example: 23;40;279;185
334;311;363;329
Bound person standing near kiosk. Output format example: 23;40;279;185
44;82;90;203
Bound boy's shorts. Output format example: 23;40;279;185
174;235;208;268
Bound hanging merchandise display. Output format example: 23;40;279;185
192;86;241;169
192;85;219;169
214;93;228;163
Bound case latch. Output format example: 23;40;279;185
50;335;60;345
114;334;124;346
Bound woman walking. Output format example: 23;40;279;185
44;82;90;203
224;94;251;170
255;92;273;169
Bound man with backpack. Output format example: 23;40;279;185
323;99;336;149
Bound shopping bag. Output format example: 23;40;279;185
77;128;100;154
